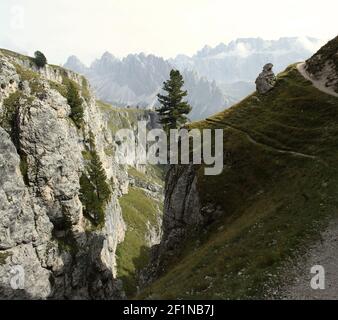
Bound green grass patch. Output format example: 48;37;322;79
29;79;45;96
0;251;12;265
0;91;23;133
96;100;149;134
0;48;35;65
117;187;161;297
48;80;67;97
1;91;30;185
14;63;39;82
13;63;46;96
81;77;91;102
128;165;165;187
81;149;92;161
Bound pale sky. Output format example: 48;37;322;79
0;0;337;65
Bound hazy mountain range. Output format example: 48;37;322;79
171;37;323;83
64;37;323;120
64;53;231;120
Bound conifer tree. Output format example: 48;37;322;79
79;173;97;220
157;69;192;133
79;140;111;226
67;81;84;128
34;51;47;68
87;151;111;204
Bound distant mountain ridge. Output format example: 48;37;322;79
64;53;231;120
64;37;323;120
171;37;324;83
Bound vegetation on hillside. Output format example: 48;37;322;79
1;48;88;125
0;252;12;265
0;91;22;134
0;91;29;185
0;48;35;66
157;69;192;132
80;133;111;228
117;184;162;297
34;51;47;68
66;80;84;128
96;100;149;135
140;65;338;299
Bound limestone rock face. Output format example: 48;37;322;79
161;165;202;248
305;36;338;94
0;128;51;299
141;164;225;289
141;165;202;285
255;63;276;94
0;49;159;299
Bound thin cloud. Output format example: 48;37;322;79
0;0;337;64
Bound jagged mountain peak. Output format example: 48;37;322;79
65;54;83;65
88;51;119;71
64;54;88;74
101;51;116;59
123;52;168;65
195;44;213;57
64;50;229;120
193;37;323;59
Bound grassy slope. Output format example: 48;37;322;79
0;48;35;63
97;100;148;135
117;171;163;297
140;65;338;299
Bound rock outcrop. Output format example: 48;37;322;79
145;163;225;278
142;164;216;285
0;49;160;299
255;63;276;94
304;35;338;94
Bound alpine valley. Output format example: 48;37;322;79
1;35;338;299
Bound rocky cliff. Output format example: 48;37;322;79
0;49;161;299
